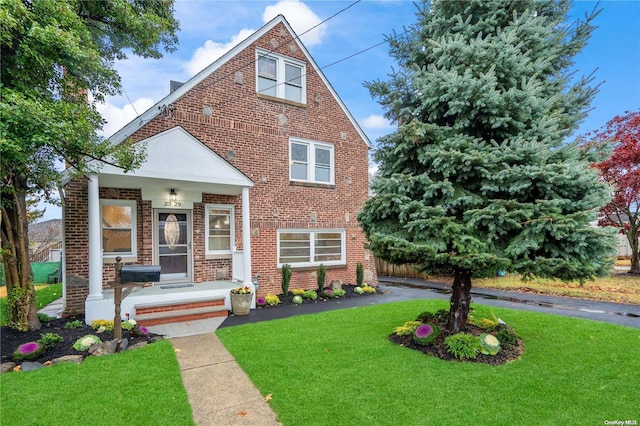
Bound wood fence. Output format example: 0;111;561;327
375;258;430;279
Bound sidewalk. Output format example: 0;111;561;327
170;331;281;426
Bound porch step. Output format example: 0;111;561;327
135;296;227;326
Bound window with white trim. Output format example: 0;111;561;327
256;50;306;103
278;230;345;267
205;204;234;254
290;138;334;184
100;200;136;256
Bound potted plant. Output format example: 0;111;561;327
230;286;253;315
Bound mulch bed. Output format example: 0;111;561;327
257;284;379;308
389;321;524;365
1;317;161;365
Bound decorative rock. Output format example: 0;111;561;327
117;338;129;352
128;341;149;351
331;279;343;290
1;362;17;374
88;340;119;357
21;362;44;372
51;355;84;365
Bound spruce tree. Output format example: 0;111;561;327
358;0;617;332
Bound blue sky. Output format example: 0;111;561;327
41;0;640;220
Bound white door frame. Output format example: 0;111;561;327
153;209;193;282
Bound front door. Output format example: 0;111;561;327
155;210;192;282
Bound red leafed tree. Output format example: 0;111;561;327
590;110;640;274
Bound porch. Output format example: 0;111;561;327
84;280;256;324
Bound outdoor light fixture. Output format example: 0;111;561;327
169;188;177;202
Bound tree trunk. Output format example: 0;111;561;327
447;268;472;333
0;175;41;331
628;224;640;274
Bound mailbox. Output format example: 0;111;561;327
120;265;161;283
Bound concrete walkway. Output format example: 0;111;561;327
170;331;281;426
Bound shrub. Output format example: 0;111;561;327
333;288;346;297
495;325;520;348
13;342;45;361
433;309;449;322
444;333;479;360
292;295;303;304
479;333;501;355
73;335;102;351
317;264;326;293
281;264;292;296
91;319;114;332
122;319;137;330
353;286;364;294
415;309;449;323
362;285;376;294
303;290;317;300
37;313;55;323
394;321;422;336
323;289;334;298
356;262;363;287
131;324;149;336
38;333;63;350
291;289;306;296
413;324;440;346
265;294;280;306
64;319;84;329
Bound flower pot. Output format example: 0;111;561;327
230;293;252;315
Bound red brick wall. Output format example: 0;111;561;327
63;22;376;312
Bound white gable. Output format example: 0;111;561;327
96;127;253;195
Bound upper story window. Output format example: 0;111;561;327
290;137;334;185
256;50;306;104
205;204;234;254
100;200;137;257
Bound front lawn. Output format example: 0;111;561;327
217;300;639;425
0;339;194;425
0;283;62;326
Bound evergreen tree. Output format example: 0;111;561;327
358;0;617;332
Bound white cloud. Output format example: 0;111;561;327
263;0;327;46
183;0;327;77
96;98;155;138
184;28;256;76
361;114;393;130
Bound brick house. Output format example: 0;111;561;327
62;15;376;323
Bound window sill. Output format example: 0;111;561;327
278;264;346;272
257;93;307;108
289;181;335;189
205;253;232;260
103;256;137;264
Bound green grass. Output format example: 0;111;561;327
217;301;640;425
0;283;62;326
0;340;194;425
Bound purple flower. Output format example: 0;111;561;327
139;326;149;335
257;297;266;306
415;324;433;339
18;342;40;354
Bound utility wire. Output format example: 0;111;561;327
118;0;363;130
192;0;362;97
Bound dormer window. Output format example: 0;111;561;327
256;50;306;104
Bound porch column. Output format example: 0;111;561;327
87;174;103;300
242;187;252;286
